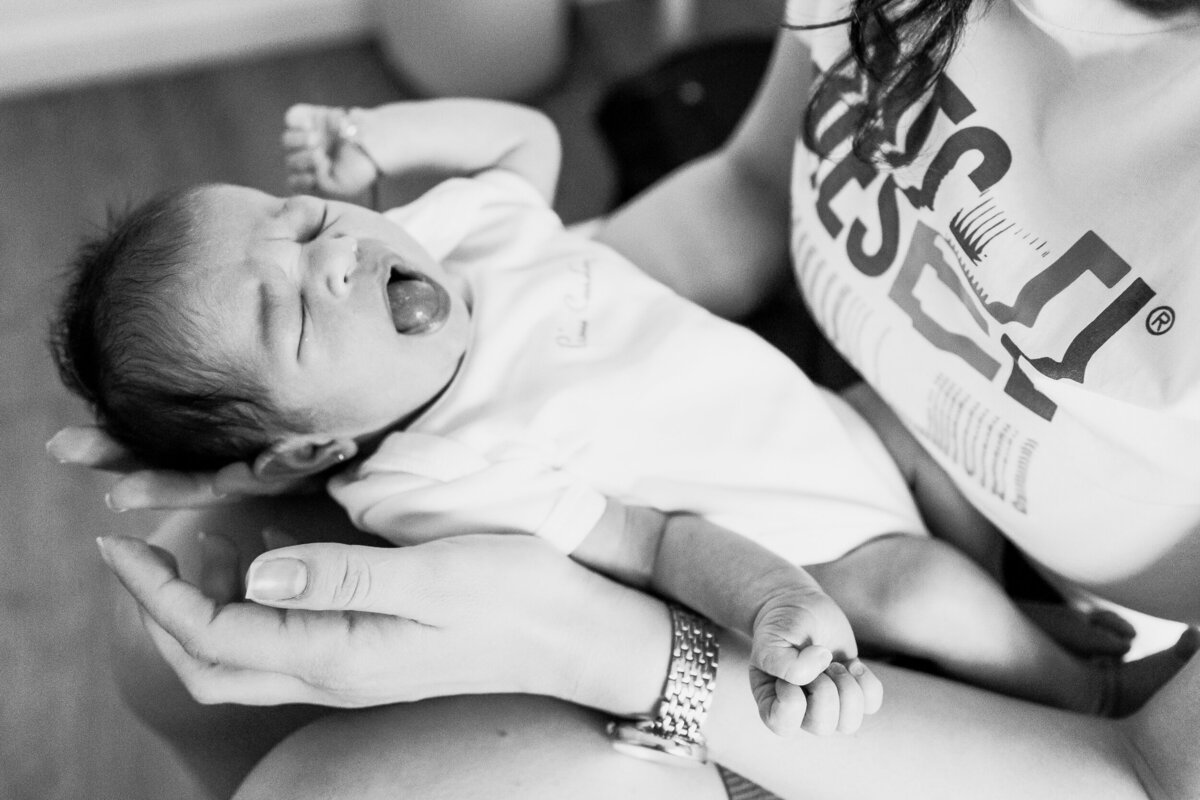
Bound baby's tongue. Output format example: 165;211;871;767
387;277;441;333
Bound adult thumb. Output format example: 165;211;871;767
245;542;396;613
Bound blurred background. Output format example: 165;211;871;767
0;1;782;798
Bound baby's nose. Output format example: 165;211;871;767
310;238;358;297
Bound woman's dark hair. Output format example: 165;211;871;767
50;187;296;471
795;0;1198;165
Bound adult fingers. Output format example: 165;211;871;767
46;427;143;472
262;526;300;551
140;612;322;706
825;663;865;734
106;462;309;511
211;462;319;498
243;542;455;620
106;469;228;511
98;536;366;676
197;532;243;604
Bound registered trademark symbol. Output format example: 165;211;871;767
1146;306;1175;335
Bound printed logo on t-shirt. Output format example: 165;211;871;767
797;71;1160;514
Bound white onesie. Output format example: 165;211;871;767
329;170;925;564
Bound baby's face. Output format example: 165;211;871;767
180;184;471;439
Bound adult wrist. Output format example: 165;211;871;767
607;604;719;765
550;572;672;716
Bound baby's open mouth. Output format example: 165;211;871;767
386;266;450;335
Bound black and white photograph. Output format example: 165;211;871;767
5;0;1199;798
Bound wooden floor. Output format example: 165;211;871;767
0;3;780;799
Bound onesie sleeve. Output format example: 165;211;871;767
382;169;552;263
327;432;607;553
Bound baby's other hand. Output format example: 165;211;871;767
749;591;882;735
283;104;380;198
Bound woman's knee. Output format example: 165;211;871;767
820;535;993;639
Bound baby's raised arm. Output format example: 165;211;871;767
283;99;562;204
572;500;882;735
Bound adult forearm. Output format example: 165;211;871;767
704;641;1154;800
563;603;1155;799
595;31;807;319
595;152;791;320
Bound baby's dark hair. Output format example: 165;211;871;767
50;187;296;471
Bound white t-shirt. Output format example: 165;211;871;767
787;0;1200;625
330;171;925;565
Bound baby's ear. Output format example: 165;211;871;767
253;436;358;481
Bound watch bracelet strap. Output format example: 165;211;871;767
647;604;719;744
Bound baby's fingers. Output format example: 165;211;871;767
198;532;244;604
824;663;865;734
282;128;322;151
750;666;808;737
284;103;328;134
752;634;832;685
799;672;841;735
846;659;883;715
285;149;328;179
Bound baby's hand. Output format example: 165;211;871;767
282;104;380;198
749;590;882;736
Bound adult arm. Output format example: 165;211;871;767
594;30;809;319
101;530;1199;800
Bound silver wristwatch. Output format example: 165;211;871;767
607;605;719;766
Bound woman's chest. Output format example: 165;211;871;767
788;0;1200;621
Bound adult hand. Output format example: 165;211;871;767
96;534;668;712
47;426;318;510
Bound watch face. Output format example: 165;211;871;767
607;721;708;766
